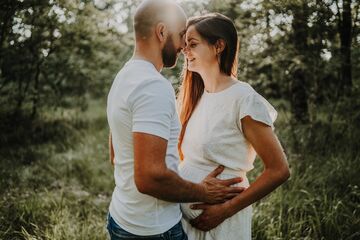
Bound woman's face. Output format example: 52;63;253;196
183;25;217;73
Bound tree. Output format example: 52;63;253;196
0;0;125;116
336;0;353;93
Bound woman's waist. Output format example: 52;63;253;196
178;160;248;185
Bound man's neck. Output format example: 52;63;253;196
133;44;163;72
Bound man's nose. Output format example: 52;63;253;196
180;38;186;50
180;33;187;49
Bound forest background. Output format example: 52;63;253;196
0;0;359;239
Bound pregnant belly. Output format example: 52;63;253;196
178;161;249;221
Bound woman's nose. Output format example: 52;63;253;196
182;45;189;55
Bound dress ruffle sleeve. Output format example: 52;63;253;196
238;92;278;130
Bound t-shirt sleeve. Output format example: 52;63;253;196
129;79;175;140
237;92;278;130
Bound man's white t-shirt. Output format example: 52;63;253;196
107;59;182;235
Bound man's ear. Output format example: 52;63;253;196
215;39;226;55
155;22;168;43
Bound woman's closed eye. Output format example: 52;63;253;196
189;43;197;48
185;41;197;48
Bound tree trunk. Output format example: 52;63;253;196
339;0;352;93
290;2;309;123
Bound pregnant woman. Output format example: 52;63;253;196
177;13;290;240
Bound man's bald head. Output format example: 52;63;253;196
134;0;186;40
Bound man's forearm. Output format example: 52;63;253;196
138;168;206;203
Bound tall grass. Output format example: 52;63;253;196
250;107;360;240
0;100;359;239
0;100;113;240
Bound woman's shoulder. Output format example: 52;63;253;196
230;81;256;99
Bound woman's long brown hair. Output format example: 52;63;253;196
177;13;239;160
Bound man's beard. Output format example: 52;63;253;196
162;34;179;68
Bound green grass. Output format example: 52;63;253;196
0;100;113;240
249;106;360;240
0;99;359;239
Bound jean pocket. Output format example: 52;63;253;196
110;228;165;240
108;216;165;240
168;222;187;240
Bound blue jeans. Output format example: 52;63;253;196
107;213;188;240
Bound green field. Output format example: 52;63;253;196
1;99;359;240
1;0;359;239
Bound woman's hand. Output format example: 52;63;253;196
189;202;230;231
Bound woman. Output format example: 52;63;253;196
177;13;290;240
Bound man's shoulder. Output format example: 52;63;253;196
120;61;172;90
139;77;173;92
128;78;174;108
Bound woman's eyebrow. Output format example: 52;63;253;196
179;29;186;37
186;37;198;42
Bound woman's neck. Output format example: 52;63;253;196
199;67;236;93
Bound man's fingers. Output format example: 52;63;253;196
207;165;224;178
220;177;243;186
225;193;240;200
226;186;246;193
190;203;209;210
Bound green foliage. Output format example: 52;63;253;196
0;0;359;239
0;0;125;115
0;100;113;239
248;101;360;239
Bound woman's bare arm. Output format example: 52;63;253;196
190;116;290;231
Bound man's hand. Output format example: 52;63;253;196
200;165;245;204
189;202;230;231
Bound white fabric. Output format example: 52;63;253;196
107;59;182;236
178;81;277;240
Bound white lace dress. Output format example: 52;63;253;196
178;81;277;240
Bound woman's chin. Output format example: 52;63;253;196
187;66;199;73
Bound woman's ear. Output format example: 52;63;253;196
215;39;226;55
155;22;168;43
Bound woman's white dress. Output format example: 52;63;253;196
178;81;277;240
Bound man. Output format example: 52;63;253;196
106;1;244;239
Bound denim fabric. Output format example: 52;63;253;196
107;213;188;240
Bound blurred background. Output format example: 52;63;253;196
0;0;359;239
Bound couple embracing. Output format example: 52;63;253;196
106;0;290;239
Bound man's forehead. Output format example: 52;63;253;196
164;6;186;26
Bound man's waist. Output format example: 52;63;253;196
109;190;182;235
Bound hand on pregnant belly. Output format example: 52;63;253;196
189;202;229;231
200;166;245;204
179;162;247;224
180;165;246;222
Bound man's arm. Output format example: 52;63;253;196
133;132;244;204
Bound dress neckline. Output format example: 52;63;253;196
203;82;239;97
